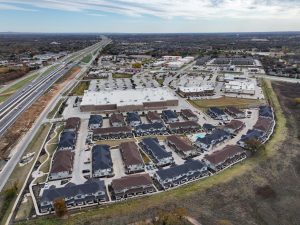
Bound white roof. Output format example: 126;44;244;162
225;81;255;91
81;87;178;107
178;85;214;93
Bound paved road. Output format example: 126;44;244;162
0;37;111;192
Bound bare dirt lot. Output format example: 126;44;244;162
16;80;300;225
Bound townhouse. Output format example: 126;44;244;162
64;117;81;132
57;131;77;151
39;180;107;213
92;145;114;177
88;115;103;129
139;138;174;167
134;123;168;136
146;111;162;123
162;110;179;123
119;142;145;173
127;112;142;127
154;160;208;190
195;129;230;151
238;129;264;148
111;174;155;200
110;113;126;127
168;121;201;134
253;117;275;140
203;145;247;171
259;105;273;119
93;126;133;140
225;106;245;119
202;123;217;133
181;109;198;121
208;107;229;121
49;150;74;180
223;120;245;135
166;135;198;158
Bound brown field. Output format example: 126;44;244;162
16;80;300;225
189;97;264;109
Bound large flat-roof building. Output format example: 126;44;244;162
177;85;214;98
80;88;178;112
224;80;255;95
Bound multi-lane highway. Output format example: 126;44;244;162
0;37;110;138
0;36;111;192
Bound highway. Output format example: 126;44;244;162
0;37;110;138
0;36;111;192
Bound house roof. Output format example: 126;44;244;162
156;160;206;180
162;110;178;119
181;109;197;118
224;120;244;130
65;117;80;131
92;145;113;171
203;123;216;131
167;136;195;152
119;142;144;166
259;105;273;118
50;150;74;174
204;145;245;165
253;117;273;133
141;138;172;160
111;174;153;193
196;129;229;145
40;179;106;203
88;115;103;125
93;126;132;135
127;112;141;123
169;121;200;129
147;111;161;122
209;107;225;116
58;131;76;149
110;113;125;124
240;129;264;143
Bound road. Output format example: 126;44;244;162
0;36;111;192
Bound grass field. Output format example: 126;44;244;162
189;96;264;109
17;80;300;225
81;54;92;64
155;78;164;86
70;81;90;96
112;73;133;79
46;99;64;119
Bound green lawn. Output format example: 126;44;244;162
112;73;133;79
81;54;92;64
189;96;264;109
47;99;64;119
70;81;90;96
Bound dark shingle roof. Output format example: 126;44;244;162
89;115;103;126
135;123;166;132
162;110;178;120
197;129;229;145
50;151;74;173
58;131;76;149
167;136;195;152
259;106;273;118
111;174;153;193
209;107;225;116
127;112;141;123
204;145;245;165
92;145;113;171
141;138;172;160
119;142;144;166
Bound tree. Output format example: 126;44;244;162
245;138;262;154
53;198;68;218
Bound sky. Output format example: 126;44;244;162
0;0;300;33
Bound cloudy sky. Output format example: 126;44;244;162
0;0;300;33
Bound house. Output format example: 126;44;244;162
253;117;274;140
225;107;245;119
238;129;264;148
168;121;201;134
203;145;247;171
88;115;103;129
134;123;168;136
139;138;174;167
146;111;162;123
39;180;107;213
259;105;273;119
181;109;198;121
111;174;155;200
110;113;126;127
195;129;230;151
65;117;81;132
126;112;142;127
49;150;74;180
93;126;133;140
166;136;198;158
162;110;179;123
92;145;114;177
208;107;229;121
57;131;77;151
202;123;217;133
154;160;208;190
223;120;245;135
119;142;145;173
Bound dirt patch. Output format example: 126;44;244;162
0;66;80;159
